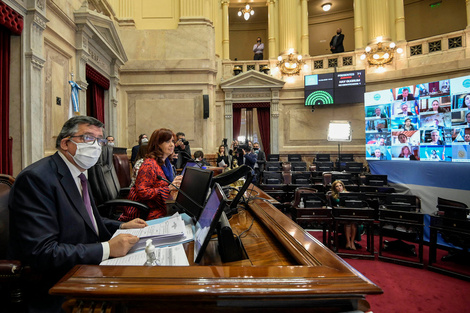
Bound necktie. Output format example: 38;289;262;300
79;173;97;232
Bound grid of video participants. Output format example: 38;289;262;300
365;75;470;162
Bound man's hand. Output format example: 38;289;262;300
121;218;147;229
108;234;139;257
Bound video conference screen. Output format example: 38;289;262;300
305;70;365;106
364;75;470;162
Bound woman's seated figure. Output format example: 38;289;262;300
119;128;183;221
331;180;357;250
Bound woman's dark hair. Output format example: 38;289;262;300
146;128;175;166
194;150;204;159
136;143;149;160
217;145;226;156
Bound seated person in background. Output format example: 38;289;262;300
397;88;415;101
216;144;230;169
466;112;470;127
428;130;444;145
431;100;446;113
374;148;387;160
131;134;148;166
398;133;408;144
398;102;413;116
106;135;115;146
130;142;149;187
119;128;183;222
398;146;412;158
194;150;211;166
373;107;387;118
459;94;470;109
400;118;415;131
8;116;146;312
330;180;357;250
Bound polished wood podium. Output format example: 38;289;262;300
51;186;382;312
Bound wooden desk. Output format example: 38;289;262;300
51;186;382;312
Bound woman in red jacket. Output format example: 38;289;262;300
119;128;182;221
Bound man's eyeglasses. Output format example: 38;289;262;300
70;135;108;147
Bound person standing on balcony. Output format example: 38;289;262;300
253;37;264;60
330;28;344;53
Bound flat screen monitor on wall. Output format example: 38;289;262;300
364;75;470;162
304;70;365;107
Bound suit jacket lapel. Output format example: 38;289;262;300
52;153;98;234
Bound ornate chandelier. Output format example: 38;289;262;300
238;4;254;21
276;49;305;76
360;36;403;68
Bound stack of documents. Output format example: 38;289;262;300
100;244;189;266
113;213;194;254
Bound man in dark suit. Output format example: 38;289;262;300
330;28;344;53
397;88;415;101
373;107;387;118
253;142;266;185
9;116;147;312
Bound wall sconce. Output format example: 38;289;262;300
276;49;305;77
260;65;270;75
233;65;242;76
238;4;254;21
360;36;404;68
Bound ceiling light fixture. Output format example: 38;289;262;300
322;3;332;12
238;3;255;21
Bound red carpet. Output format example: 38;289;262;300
308;231;470;313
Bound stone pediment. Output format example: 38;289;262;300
74;2;127;65
220;70;285;91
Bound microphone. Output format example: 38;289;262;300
156;174;204;219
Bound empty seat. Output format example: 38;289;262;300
316;154;330;162
291;161;307;171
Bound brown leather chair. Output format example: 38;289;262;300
0;174;26;310
281;162;291;172
112;147;132;188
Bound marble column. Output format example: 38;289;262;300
267;0;277;59
224;90;233;142
466;0;470;26
353;0;364;49
300;0;309;56
278;0;299;53
270;90;281;154
23;6;47;165
395;0;406;43
221;0;230;59
180;0;204;17
365;0;391;43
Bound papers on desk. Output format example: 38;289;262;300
100;244;189;266
111;212;195;257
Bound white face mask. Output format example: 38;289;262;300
69;140;102;169
107;142;115;147
141;138;149;143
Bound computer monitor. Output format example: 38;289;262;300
316;154;330;161
180;161;201;176
344;162;363;173
332;172;353;185
303;193;327;207
291;162;307;172
291;172;311;185
339;192;368;208
365;174;388;186
175;166;213;220
267;154;280;161
194;183;226;263
339;154;354;162
315;162;334;172
288;154;302;162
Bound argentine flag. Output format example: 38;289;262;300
68;80;82;118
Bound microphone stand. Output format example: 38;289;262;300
157;175;204;223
